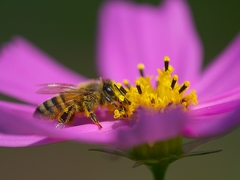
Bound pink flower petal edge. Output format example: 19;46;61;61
186;100;240;138
0;36;86;105
190;99;240;117
97;0;202;86
196;87;240;109
196;33;240;102
0;133;64;147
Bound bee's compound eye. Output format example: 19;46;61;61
103;84;115;96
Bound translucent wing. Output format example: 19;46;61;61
36;83;79;94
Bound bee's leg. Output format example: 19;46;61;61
57;105;78;128
56;115;76;129
83;101;102;129
104;96;117;107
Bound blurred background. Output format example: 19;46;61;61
0;0;239;179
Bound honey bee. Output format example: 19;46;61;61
33;79;131;129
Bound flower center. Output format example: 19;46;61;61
112;56;198;119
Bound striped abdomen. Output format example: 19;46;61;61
33;94;81;121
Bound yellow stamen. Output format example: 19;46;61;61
136;81;143;94
164;56;170;71
111;56;198;120
137;63;145;70
178;81;190;94
123;79;130;89
171;75;178;89
164;56;170;62
137;63;145;77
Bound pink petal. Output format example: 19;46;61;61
184;105;240;138
0;101;129;146
190;99;240;117
191;86;240;112
195;87;240;108
0;37;85;105
0;101;63;136
97;0;202;85
0;133;63;147
196;33;240;102
116;109;187;149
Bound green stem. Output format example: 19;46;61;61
148;163;169;180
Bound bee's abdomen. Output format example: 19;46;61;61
33;96;66;120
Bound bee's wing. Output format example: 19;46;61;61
36;83;79;94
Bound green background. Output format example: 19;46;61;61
0;0;239;179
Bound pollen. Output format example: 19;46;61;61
113;56;198;119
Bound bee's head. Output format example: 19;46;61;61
101;78;131;106
102;79;116;98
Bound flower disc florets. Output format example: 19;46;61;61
113;56;198;120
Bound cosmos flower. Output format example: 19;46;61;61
0;0;240;160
